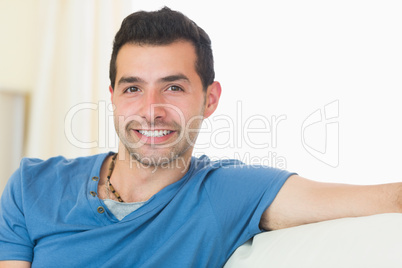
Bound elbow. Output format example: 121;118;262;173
396;184;402;213
382;183;402;214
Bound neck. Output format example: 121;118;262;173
100;144;192;203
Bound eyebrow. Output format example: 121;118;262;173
117;76;145;86
158;74;190;83
117;74;190;86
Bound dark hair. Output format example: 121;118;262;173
109;7;214;91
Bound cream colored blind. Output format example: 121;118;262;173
0;91;25;195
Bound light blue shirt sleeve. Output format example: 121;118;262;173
0;162;34;262
203;164;295;251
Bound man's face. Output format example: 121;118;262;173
111;41;216;166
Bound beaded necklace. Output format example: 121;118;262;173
105;153;124;203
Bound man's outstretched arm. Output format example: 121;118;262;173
0;261;31;268
261;175;402;230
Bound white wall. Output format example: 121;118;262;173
1;0;401;194
132;1;402;185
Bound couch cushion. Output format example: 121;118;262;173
224;213;402;268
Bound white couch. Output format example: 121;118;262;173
225;213;402;268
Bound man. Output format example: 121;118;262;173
0;7;401;268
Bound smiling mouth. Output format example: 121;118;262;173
137;130;173;138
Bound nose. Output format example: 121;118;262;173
138;91;167;124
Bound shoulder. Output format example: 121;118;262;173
190;155;295;185
190;155;243;173
19;153;105;170
7;153;111;193
18;153;109;176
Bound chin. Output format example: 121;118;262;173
129;150;181;168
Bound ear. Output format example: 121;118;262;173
109;85;114;103
203;81;222;119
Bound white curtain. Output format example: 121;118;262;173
25;0;133;159
0;92;25;193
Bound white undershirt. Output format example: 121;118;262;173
103;199;146;221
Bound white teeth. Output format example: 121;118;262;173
138;130;172;137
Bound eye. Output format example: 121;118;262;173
124;86;140;93
166;85;184;92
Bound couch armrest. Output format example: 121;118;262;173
225;213;402;268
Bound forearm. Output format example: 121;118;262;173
262;176;402;230
353;182;402;215
0;261;31;268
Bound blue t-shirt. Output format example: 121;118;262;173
0;152;294;267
